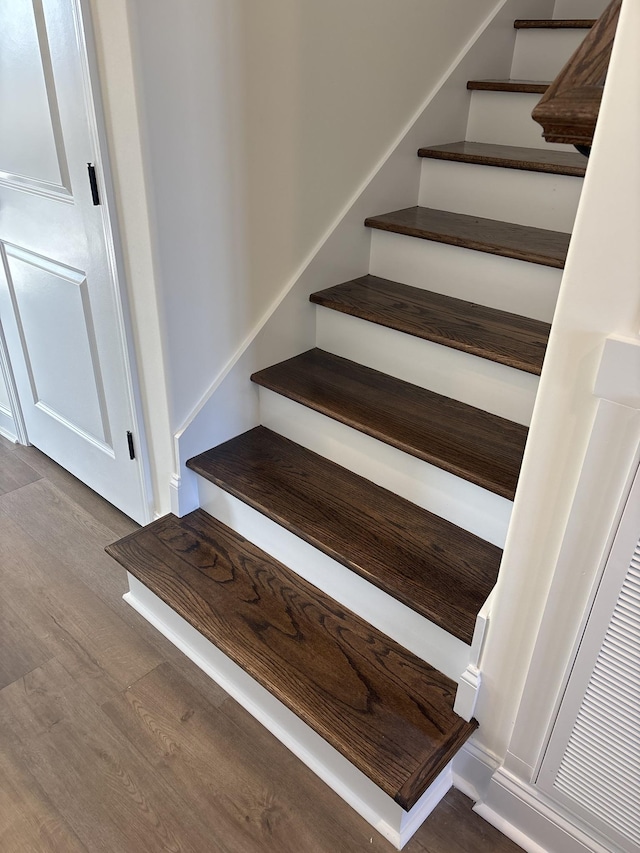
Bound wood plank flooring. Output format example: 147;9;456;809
0;434;523;852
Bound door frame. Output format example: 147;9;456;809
0;0;154;524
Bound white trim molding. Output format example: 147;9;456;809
476;769;616;853
168;471;199;518
594;334;640;409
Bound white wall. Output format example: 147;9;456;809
124;0;505;434
474;0;640;765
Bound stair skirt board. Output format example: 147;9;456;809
315;306;538;426
258;387;513;548
197;476;473;681
511;28;593;80
418;159;581;232
369;230;562;323
124;574;455;850
466;90;573;151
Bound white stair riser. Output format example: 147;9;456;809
554;0;608;17
125;576;454;850
258;387;512;548
467;91;573;151
369;229;562;323
511;29;591;80
197;478;471;681
419;159;581;232
316;306;538;427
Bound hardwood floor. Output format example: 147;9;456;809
0;434;523;852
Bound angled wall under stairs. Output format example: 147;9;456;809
108;5;599;848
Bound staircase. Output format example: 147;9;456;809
107;11;596;849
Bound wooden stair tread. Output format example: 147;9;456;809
106;510;478;810
417;141;587;177
467;79;550;94
514;19;596;29
187;426;502;643
249;349;528;500
364;206;570;269
311;275;549;375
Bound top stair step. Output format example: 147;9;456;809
311;274;550;375
187;426;502;644
467;79;550;94
417;141;587;177
514;19;596;28
364;207;570;269
250;349;528;500
106;509;478;811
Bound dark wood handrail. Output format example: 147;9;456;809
532;0;622;149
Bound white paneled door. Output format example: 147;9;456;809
0;0;148;522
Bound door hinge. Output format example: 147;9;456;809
87;163;101;205
127;431;135;460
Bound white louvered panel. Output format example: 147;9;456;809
551;540;640;850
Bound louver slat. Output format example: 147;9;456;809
553;539;640;848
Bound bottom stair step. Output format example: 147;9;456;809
106;510;478;811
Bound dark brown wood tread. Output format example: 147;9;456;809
417;141;587;177
106;509;479;810
514;19;596;29
467;79;550;94
310;275;549;375
187;426;502;643
249;349;528;500
364;207;570;269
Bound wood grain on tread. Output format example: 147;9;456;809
364;207;570;269
514;19;595;28
311;275;549;375
250;349;528;499
106;509;479;810
467;79;550;94
417;141;587;177
187;426;502;643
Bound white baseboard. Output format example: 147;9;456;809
124;574;454;849
0;403;17;442
474;768;614;853
452;737;501;802
452;740;611;853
